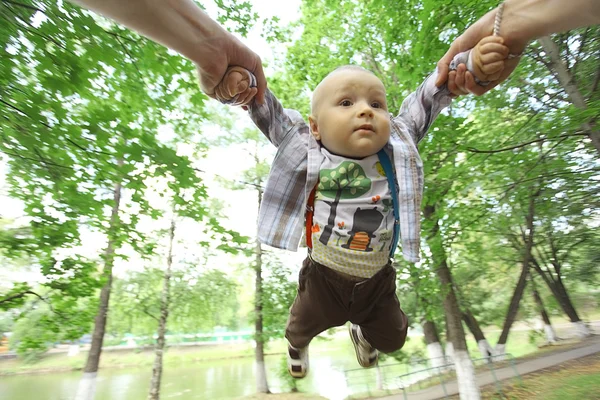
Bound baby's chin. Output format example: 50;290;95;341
348;137;388;158
342;143;387;159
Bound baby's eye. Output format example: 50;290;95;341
340;100;352;107
371;102;381;108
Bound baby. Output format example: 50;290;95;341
213;36;508;378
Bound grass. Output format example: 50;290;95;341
451;353;600;400
344;329;596;399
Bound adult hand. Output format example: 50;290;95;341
68;0;268;103
196;32;267;104
214;66;258;106
435;9;520;96
436;10;495;89
446;57;520;96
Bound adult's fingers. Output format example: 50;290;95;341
463;72;489;96
436;9;496;87
447;69;468;96
454;64;468;94
436;44;459;87
214;81;227;101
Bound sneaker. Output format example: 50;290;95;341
287;343;309;378
349;323;378;368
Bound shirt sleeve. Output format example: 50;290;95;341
247;88;306;148
393;50;470;145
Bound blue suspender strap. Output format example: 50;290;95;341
377;149;400;259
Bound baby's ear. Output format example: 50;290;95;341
308;116;321;140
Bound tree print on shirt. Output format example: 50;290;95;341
318;161;371;245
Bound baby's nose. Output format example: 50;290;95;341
358;105;374;117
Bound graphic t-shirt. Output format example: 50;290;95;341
311;148;394;278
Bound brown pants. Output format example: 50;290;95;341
285;256;408;353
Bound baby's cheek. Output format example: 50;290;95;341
383;120;391;134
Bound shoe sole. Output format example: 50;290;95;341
288;368;307;379
349;324;378;368
288;346;308;378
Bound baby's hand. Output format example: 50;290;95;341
471;36;509;82
214;66;258;106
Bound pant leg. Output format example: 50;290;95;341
285;257;351;348
350;265;409;353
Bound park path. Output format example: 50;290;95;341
379;336;600;400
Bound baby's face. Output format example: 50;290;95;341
309;70;390;159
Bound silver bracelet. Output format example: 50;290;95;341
494;1;522;59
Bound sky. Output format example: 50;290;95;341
0;0;304;284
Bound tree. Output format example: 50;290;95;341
147;214;175;400
530;276;557;343
317;162;371;245
422;319;446;368
214;124;272;394
78;178;122;398
424;204;480;398
1;2;243;399
462;309;494;359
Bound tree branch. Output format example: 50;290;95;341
1;0;42;12
0;290;44;306
572;28;590;77
0;148;72;170
466;133;585;154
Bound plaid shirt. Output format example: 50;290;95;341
247;53;468;263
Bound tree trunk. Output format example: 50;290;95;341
495;264;528;354
376;364;385;391
496;188;538;354
422;319;446;369
148;215;176;400
255;188;269;394
424;205;480;400
531;285;557;343
68;342;80;357
538;36;600;154
530;258;589;337
554;276;590;337
75;178;122;400
462;310;494;359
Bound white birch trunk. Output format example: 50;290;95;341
477;339;494;359
255;360;269;393
494;343;506;361
572;321;590;338
376;364;384;390
544;324;558;343
147;215;176;400
74;372;97;400
426;342;446;369
68;344;80;357
445;342;454;364
453;350;480;400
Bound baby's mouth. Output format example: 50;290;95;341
355;124;375;133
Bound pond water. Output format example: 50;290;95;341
0;348;378;400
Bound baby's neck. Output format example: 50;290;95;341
320;144;378;160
